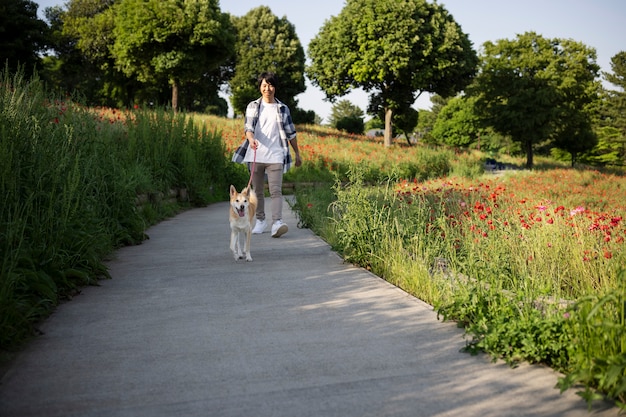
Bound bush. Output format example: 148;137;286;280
335;116;364;134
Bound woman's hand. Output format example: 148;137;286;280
248;138;259;150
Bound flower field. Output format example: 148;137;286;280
271;124;626;408
395;169;625;297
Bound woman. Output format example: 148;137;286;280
232;72;302;237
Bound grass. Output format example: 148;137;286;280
290;166;626;409
0;71;244;352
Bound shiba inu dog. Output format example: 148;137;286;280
229;185;257;261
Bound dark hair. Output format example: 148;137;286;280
257;72;278;88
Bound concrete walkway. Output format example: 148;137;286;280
0;198;619;416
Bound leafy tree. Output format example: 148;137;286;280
0;0;49;74
59;0;142;106
41;5;106;103
604;51;626;97
329;100;363;127
552;111;597;166
62;0;116;66
595;51;626;165
431;95;481;148
229;6;306;119
111;0;234;112
581;126;625;165
307;0;478;147
471;32;600;168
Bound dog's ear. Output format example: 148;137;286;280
230;185;237;196
242;186;250;196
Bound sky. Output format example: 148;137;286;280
35;0;626;122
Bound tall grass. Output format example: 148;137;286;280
291;166;626;408
0;71;240;351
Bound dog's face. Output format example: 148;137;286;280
230;185;250;218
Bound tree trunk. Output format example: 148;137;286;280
525;139;534;169
171;80;179;113
384;107;393;147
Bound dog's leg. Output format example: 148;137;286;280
231;230;242;260
236;231;245;260
244;229;253;262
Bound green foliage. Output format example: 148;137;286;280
328;168;392;265
0;71;232;351
335;116;364;134
0;0;50;74
307;0;478;145
111;0;235;111
471;32;601;168
292;167;626;408
328;100;364;128
431;95;481;148
557;269;626;409
593;51;626;165
438;285;573;370
581;126;625;166
229;6;306;117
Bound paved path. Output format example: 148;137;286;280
0;199;619;416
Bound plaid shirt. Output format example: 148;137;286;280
232;97;297;173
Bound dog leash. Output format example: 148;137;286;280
246;147;257;191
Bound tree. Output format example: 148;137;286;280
582;126;625;166
552;111;597;166
329;100;363;126
329;100;364;134
229;6;306;119
307;0;478;147
0;0;49;74
60;0;144;107
431;95;481;148
595;51;626;164
471;32;600;168
111;0;235;112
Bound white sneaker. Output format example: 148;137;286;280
252;219;267;234
271;220;288;238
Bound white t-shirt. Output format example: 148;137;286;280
244;102;284;164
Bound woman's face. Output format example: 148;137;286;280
259;79;276;102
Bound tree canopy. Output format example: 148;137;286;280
328;100;364;128
111;0;234;112
601;52;626;136
471;31;600;168
229;6;305;118
307;0;478;146
431;95;481;148
0;0;49;74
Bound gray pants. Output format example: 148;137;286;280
250;162;283;223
